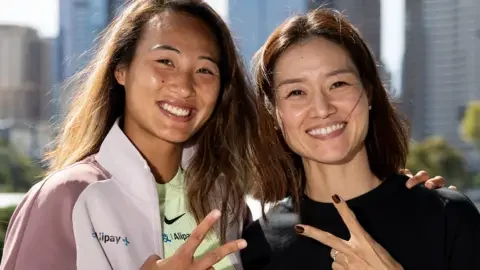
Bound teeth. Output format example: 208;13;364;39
308;123;345;136
161;103;191;116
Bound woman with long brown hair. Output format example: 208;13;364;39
1;1;450;270
0;1;293;269
241;8;479;270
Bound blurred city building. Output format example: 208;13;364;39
400;0;480;170
228;0;382;68
0;0;127;159
56;0;125;114
0;25;53;159
1;0;480;205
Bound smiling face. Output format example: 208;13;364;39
115;11;221;144
273;37;370;165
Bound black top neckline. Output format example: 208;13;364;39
301;174;407;213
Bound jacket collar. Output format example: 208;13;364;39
96;118;157;202
95;119;244;268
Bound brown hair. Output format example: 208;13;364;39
252;8;409;205
46;0;293;241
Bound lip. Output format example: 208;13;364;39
306;121;347;141
156;101;197;123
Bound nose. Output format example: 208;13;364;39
172;71;195;98
310;90;336;119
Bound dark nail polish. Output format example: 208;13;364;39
295;225;304;234
332;194;341;204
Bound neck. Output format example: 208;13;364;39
123;119;182;184
303;146;381;203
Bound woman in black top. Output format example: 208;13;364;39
241;8;480;270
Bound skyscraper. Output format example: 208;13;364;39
0;25;53;157
309;0;382;60
59;0;108;81
57;0;125;114
227;0;309;66
476;0;480;100
108;0;127;20
401;0;478;167
400;0;426;141
0;26;49;122
227;0;382;69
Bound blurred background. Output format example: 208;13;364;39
0;0;479;254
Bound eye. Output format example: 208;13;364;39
156;59;174;66
197;68;214;75
286;90;305;97
331;81;348;89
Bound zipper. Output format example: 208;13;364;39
150;174;163;258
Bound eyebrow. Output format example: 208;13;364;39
149;44;219;66
150;44;180;53
326;68;357;77
275;68;357;89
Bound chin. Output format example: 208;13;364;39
153;129;193;144
316;145;365;165
310;154;350;165
301;145;354;164
163;137;189;144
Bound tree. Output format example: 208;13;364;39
0;140;43;192
474;173;480;187
461;101;480;150
0;206;17;260
407;137;471;189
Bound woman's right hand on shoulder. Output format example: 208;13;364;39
140;210;247;270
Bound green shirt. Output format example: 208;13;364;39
157;168;234;270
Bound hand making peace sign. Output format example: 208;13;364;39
140;209;247;270
295;195;404;270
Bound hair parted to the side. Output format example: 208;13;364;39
45;0;295;241
252;8;409;206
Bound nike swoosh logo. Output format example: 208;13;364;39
164;213;185;225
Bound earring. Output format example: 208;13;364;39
368;105;372;110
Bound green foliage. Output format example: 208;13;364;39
461;101;480;150
0;139;43;192
0;206;17;261
473;173;480;187
407;137;472;189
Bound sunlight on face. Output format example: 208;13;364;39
273;37;370;165
115;11;221;144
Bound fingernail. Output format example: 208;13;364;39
237;239;247;249
295;225;304;234
332;194;341;204
211;209;221;219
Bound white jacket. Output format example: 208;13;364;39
1;121;245;270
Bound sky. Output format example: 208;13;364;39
0;0;59;37
0;0;404;90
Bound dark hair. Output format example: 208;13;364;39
252;8;409;206
47;0;294;241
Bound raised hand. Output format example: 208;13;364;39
141;209;247;270
401;169;456;190
295;195;403;270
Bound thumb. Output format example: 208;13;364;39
140;255;161;270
